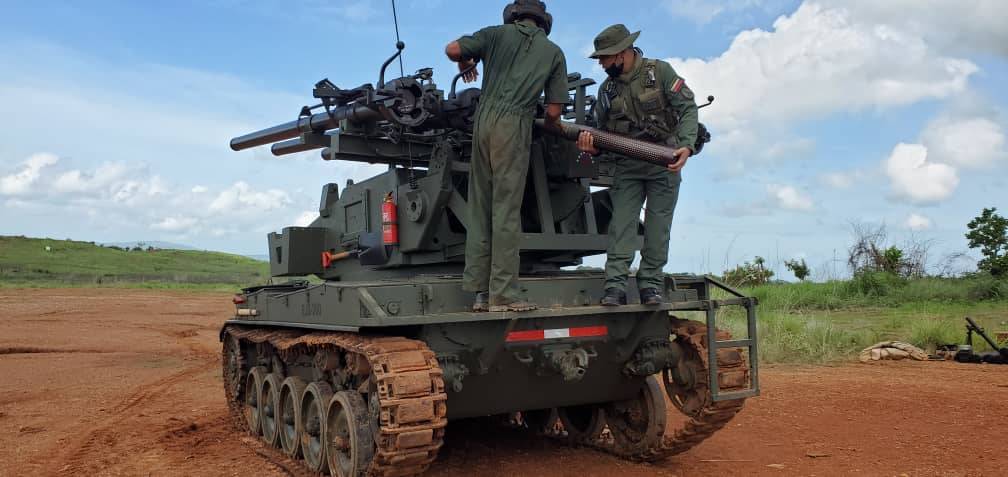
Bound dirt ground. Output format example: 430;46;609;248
1;289;1006;477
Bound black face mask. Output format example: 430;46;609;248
604;58;624;78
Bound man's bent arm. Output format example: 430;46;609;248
444;41;465;62
543;103;563;133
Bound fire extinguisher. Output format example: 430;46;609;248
381;192;399;246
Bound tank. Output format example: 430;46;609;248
222;43;759;476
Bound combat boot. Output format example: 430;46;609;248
472;291;490;312
488;296;538;312
600;287;626;306
640;288;662;306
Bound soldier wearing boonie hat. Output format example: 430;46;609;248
578;24;699;307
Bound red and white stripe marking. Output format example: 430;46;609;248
506;325;608;343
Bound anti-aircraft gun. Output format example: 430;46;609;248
222;42;758;476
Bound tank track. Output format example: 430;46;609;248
543;318;748;461
222;324;448;477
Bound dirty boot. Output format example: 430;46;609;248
489;297;538;312
639;288;662;306
600;287;626;306
472;291;490;312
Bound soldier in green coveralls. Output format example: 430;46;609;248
445;0;568;312
577;24;698;306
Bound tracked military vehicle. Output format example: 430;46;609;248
223;42;759;476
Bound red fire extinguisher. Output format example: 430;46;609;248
381;192;399;245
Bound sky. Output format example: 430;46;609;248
1;0;1005;280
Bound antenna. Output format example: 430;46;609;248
392;0;404;77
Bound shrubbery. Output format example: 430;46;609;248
722;256;774;288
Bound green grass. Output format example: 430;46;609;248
708;276;1008;364
0;235;268;290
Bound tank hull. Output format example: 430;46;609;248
228;271;697;419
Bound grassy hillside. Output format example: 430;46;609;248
0;236;269;290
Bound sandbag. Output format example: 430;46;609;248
859;341;928;362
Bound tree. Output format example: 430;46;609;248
966;207;1008;277
784;258;810;281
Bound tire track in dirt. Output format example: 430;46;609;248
0;346;110;355
46;324;220;475
158;413;313;477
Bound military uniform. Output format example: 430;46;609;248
590;25;698;298
455;18;568;306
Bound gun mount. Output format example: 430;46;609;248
221;42;756;477
954;316;1008;364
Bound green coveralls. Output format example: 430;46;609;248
456;19;568;304
596;55;698;292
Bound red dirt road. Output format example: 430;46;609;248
1;289;1006;476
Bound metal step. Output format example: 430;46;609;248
701;276;760;402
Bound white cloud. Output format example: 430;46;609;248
921;116;1006;169
208;181;292;214
666;2;977;145
904;213;932;231
885;143;958;204
0;153;58;195
151;216;199;232
822;0;1008;57
768;184;814;211
191;185;208;194
762;137;815;160
293;211;318;227
819;169;873;189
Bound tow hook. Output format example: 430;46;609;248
544;346;596;382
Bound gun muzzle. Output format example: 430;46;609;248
535;119;683;166
230;103;382;151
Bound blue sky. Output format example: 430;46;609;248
1;0;1005;280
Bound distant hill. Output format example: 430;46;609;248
0;235;269;288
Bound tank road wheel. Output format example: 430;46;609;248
641;319;748;459
278;376;308;458
604;375;667;456
244;366;267;436
664;350;708;416
300;381;334;474
557;404;605;443
325;390;375;477
664;321;747;418
260;373;283;447
521;408;556;434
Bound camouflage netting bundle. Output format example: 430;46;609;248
859;341;929;362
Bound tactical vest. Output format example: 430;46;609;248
603;59;679;143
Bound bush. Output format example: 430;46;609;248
967;274;1007;300
723;256;774;288
909;319;960;351
785;258;810;281
846;271;905;297
847;222;929;278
